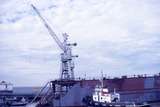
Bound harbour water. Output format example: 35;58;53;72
26;103;37;107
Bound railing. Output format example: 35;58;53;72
29;81;52;105
38;83;53;105
73;72;160;81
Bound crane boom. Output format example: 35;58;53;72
31;4;78;80
31;4;64;51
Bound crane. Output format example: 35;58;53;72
31;4;78;80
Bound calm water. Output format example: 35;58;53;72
10;103;37;107
26;103;37;107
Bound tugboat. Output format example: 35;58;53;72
83;75;150;107
83;74;128;107
92;86;120;105
91;85;138;107
90;76;127;107
92;72;120;104
90;86;150;107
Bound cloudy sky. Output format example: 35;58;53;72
0;0;160;86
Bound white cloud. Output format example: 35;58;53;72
0;0;160;86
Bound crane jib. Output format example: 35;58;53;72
30;4;77;80
31;4;64;51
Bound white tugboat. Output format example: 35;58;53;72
91;74;121;106
90;78;150;107
88;73;140;107
92;86;120;104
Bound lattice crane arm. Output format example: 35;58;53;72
31;4;64;51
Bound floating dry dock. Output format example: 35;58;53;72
29;74;160;107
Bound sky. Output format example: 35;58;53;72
0;0;160;86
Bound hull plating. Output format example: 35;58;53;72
53;75;160;107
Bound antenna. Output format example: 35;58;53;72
101;70;104;88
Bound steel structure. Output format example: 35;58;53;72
31;4;78;80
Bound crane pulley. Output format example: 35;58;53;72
31;4;78;80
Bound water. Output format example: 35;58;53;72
26;103;37;107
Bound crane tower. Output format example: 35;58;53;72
31;4;78;80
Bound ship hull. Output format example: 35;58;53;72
52;75;160;107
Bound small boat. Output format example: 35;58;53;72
10;102;27;106
83;76;151;107
92;86;120;104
